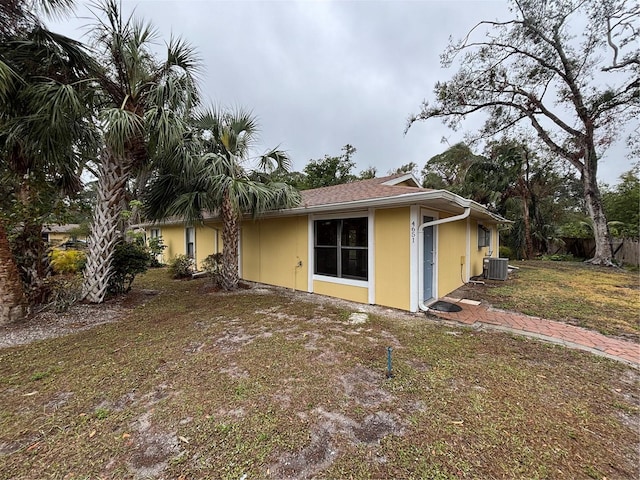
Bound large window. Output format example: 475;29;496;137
314;217;368;280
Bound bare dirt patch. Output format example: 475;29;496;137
340;365;393;407
0;289;157;348
128;411;182;479
0;303;123;348
271;428;336;479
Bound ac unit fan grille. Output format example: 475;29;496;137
485;258;508;281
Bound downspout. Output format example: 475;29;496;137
418;206;471;312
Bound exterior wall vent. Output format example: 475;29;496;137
484;257;509;281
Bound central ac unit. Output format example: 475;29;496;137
483;257;509;281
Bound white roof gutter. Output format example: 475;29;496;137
418;206;472;312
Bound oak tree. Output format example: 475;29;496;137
408;0;639;265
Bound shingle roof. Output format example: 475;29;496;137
43;223;81;233
300;173;429;207
135;173;510;226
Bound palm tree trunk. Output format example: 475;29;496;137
0;221;28;324
12;175;50;303
220;192;240;290
82;151;131;303
14;219;50;303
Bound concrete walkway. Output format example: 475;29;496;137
428;297;640;367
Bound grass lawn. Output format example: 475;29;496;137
0;266;638;479
454;260;640;341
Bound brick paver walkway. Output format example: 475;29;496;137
428;297;640;366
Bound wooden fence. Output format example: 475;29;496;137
550;238;639;266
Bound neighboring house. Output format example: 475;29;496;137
42;224;87;248
142;174;510;312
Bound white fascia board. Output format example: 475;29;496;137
381;172;421;187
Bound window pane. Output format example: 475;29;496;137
341;248;367;280
341;218;367;247
315;247;338;276
316;220;338;246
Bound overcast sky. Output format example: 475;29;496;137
51;0;635;185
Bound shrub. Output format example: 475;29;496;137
148;236;166;267
49;249;86;275
541;253;577;262
169;254;194;279
43;275;83;312
201;253;223;286
107;241;150;295
498;246;513;259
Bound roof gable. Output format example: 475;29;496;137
380;172;421;187
300;173;428;207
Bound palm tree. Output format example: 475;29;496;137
145;107;301;290
81;0;200;303
0;0;95;318
1;28;96;294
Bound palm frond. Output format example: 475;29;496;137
130;17;158;49
0;59;22;101
35;0;76;19
166;35;202;76
258;147;291;174
1;0;75;35
265;182;302;210
144;151;217;223
100;107;144;156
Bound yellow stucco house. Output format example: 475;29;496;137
144;173;509;313
42;224;87;247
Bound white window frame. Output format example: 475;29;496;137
477;223;491;248
308;211;371;289
185;226;195;259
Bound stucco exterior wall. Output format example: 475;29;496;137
194;225;218;269
154;225;183;264
470;220;494;277
241;216;308;290
313;280;368;304
47;232;69;245
437;218;468;298
374;207;411;311
149;223;223;269
147;207;504;312
46;231;88;246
